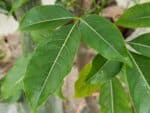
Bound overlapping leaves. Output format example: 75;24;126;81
127;33;150;58
2;3;149;113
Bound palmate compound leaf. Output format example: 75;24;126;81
79;15;130;65
116;3;150;28
100;78;132;113
125;53;150;113
127;33;150;58
75;54;122;98
1;56;30;102
20;5;74;31
23;23;81;111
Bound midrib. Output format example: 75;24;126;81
80;19;123;59
110;80;115;113
35;24;76;105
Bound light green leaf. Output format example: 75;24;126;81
128;33;150;58
116;3;150;28
10;0;29;13
23;24;80;110
20;5;74;31
79;15;130;64
100;78;132;113
75;55;102;98
125;53;150;113
1;56;30;102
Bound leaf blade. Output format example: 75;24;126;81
75;56;101;98
20;5;74;31
128;33;150;58
126;53;150;113
100;78;132;113
1;56;29;102
116;3;150;28
23;23;80;110
79;15;130;64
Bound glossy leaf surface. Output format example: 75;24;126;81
116;3;150;28
100;78;132;113
24;24;80;110
20;5;74;31
79;15;130;64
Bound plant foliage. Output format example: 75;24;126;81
1;2;150;113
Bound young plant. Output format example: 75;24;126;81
1;2;150;113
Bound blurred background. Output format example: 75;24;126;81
0;0;150;113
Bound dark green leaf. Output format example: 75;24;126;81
116;3;150;28
20;5;74;31
128;33;150;58
88;55;122;84
0;1;7;10
79;15;130;64
23;24;80;110
1;56;30;102
126;53;150;113
100;78;132;113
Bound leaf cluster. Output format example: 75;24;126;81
1;2;150;113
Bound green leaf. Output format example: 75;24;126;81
0;1;7;10
125;53;150;113
1;56;30;102
10;0;29;13
20;5;74;31
23;24;80;110
75;55;101;98
99;78;132;113
116;3;150;28
79;15;130;64
88;57;122;84
31;30;53;44
75;54;121;98
128;33;150;58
